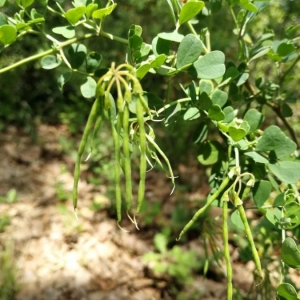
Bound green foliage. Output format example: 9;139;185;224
1;0;300;298
0;242;18;300
0;189;18;204
142;231;202;284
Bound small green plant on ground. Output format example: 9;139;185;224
0;242;18;300
143;230;202;284
0;189;18;204
1;0;300;299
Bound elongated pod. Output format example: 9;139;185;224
73;97;101;211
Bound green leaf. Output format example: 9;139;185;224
189;51;225;79
199;79;213;95
136;55;166;79
0;25;17;45
230;210;245;230
193;122;208;144
176;34;202;69
20;0;34;8
154;233;168;254
197;141;223;165
228;126;247;142
281;103;293;118
236;72;249;86
284;202;300;229
80;76;96;98
277;283;299;300
86;3;98;19
40;55;62;69
140;43;151;57
52;26;75;38
129;35;143;51
152;36;171;56
65;6;86;25
256;125;296;158
208;104;225;121
58;72;72;91
211;90;228;108
179;1;205;25
92;3;117;19
277;43;296;57
0;0;7;8
240;0;258;12
210;0;222;13
245;152;269;164
129;24;142;37
268;161;300;184
244;109;264;133
0;13;7;26
221;106;235;123
184;107;200;121
150;54;166;68
253;180;272;207
285;24;300;39
136;63;151;79
158;30;184;43
199;92;212;110
281;238;300;269
68;43;87;69
86;52;102;73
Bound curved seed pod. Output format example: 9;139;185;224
237;204;263;280
136;96;147;214
122;103;133;211
177;176;231;240
222;200;233;299
88;97;104;155
73;97;100;211
111;113;122;222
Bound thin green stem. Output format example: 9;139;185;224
100;31;128;44
186;21;208;54
222;200;233;300
0;33;98;74
0;29;128;74
237;205;263;280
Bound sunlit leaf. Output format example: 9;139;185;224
52;26;75;38
183;107;200;120
179;1;205;25
197;141;223;165
268;161;300;184
65;6;86;25
253;180;272;207
176;34;202;69
80;76;96;98
92;3;117;19
281;238;300;269
40;55;62;69
277;283;299;300
189;51;225;79
244;108;264;133
0;25;17;45
86;52;102;73
58;72;72;91
68;43;87;69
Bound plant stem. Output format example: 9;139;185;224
222;200;233;300
0;29;129;74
